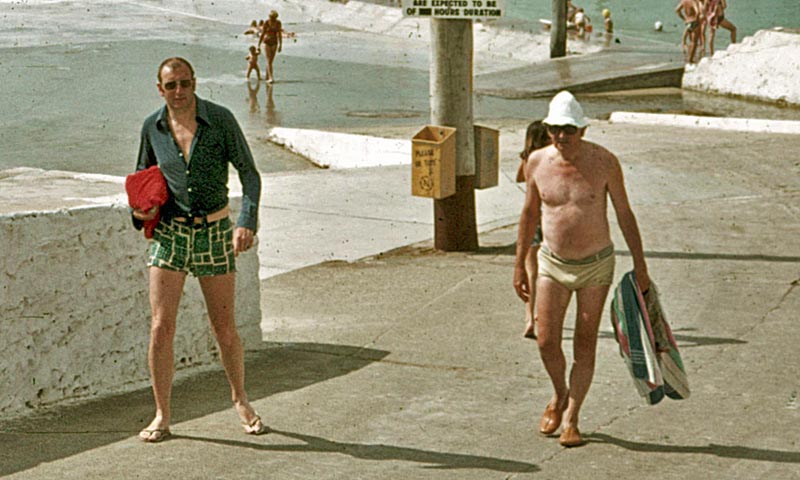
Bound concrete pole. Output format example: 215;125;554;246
430;18;478;252
550;0;567;58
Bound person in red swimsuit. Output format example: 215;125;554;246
258;10;283;83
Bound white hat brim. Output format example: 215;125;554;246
542;114;590;128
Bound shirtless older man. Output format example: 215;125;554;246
513;91;650;447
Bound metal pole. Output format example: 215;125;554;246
430;18;478;252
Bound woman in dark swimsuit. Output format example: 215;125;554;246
258;10;283;83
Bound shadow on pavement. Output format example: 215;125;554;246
597;328;747;349
177;428;540;473
588;433;800;464
0;342;389;477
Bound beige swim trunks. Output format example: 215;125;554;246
538;244;615;291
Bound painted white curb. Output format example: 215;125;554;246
609;112;800;134
267;127;411;169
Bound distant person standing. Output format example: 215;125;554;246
514;91;650;447
515;120;552;341
133;57;265;442
566;0;579;24
573;8;590;38
258;10;283;83
602;8;613;34
676;0;703;63
246;45;261;81
706;0;736;55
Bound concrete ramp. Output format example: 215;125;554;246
475;48;685;99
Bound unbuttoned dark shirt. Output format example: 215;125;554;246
136;96;261;231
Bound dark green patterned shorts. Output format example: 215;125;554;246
148;217;236;277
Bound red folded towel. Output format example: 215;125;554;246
125;165;168;239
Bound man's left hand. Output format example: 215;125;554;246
233;227;255;256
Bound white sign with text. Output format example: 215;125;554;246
401;0;504;19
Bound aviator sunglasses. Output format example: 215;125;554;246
162;78;194;91
545;124;579;135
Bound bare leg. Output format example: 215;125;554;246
720;18;736;43
708;25;717;55
265;45;277;83
562;284;611;430
198;273;262;430
688;30;700;63
535;277;573;422
523;246;539;339
142;267;186;437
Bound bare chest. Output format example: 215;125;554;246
536;162;606;209
169;120;197;161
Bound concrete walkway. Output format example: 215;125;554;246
475;46;685;99
2;119;799;479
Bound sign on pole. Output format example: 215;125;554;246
401;0;504;19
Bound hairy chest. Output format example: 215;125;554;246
536;162;607;208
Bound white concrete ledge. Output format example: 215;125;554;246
683;29;800;106
0;171;261;415
609;112;800;134
267;127;411;169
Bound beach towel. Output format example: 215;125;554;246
125;165;168;239
610;271;689;405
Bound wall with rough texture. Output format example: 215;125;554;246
0;203;261;415
683;29;800;106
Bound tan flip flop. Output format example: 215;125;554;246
139;428;171;443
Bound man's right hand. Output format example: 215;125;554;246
133;206;159;221
513;264;530;302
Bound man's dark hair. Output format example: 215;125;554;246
157;57;195;83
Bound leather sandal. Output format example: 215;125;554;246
539;395;568;435
559;426;584;447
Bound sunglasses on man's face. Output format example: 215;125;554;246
162;79;194;91
546;124;579;135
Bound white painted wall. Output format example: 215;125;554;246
267;127;411;169
683;29;800;106
609;112;800;134
0;200;261;415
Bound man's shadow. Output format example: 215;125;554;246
588;433;800;464
177;428;539;473
0;343;390;476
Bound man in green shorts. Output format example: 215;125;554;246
513;91;650;447
132;57;264;442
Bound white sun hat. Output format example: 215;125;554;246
543;91;590;128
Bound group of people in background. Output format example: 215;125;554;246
676;0;737;63
243;10;289;83
562;0;615;45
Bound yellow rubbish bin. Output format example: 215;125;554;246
411;125;456;199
